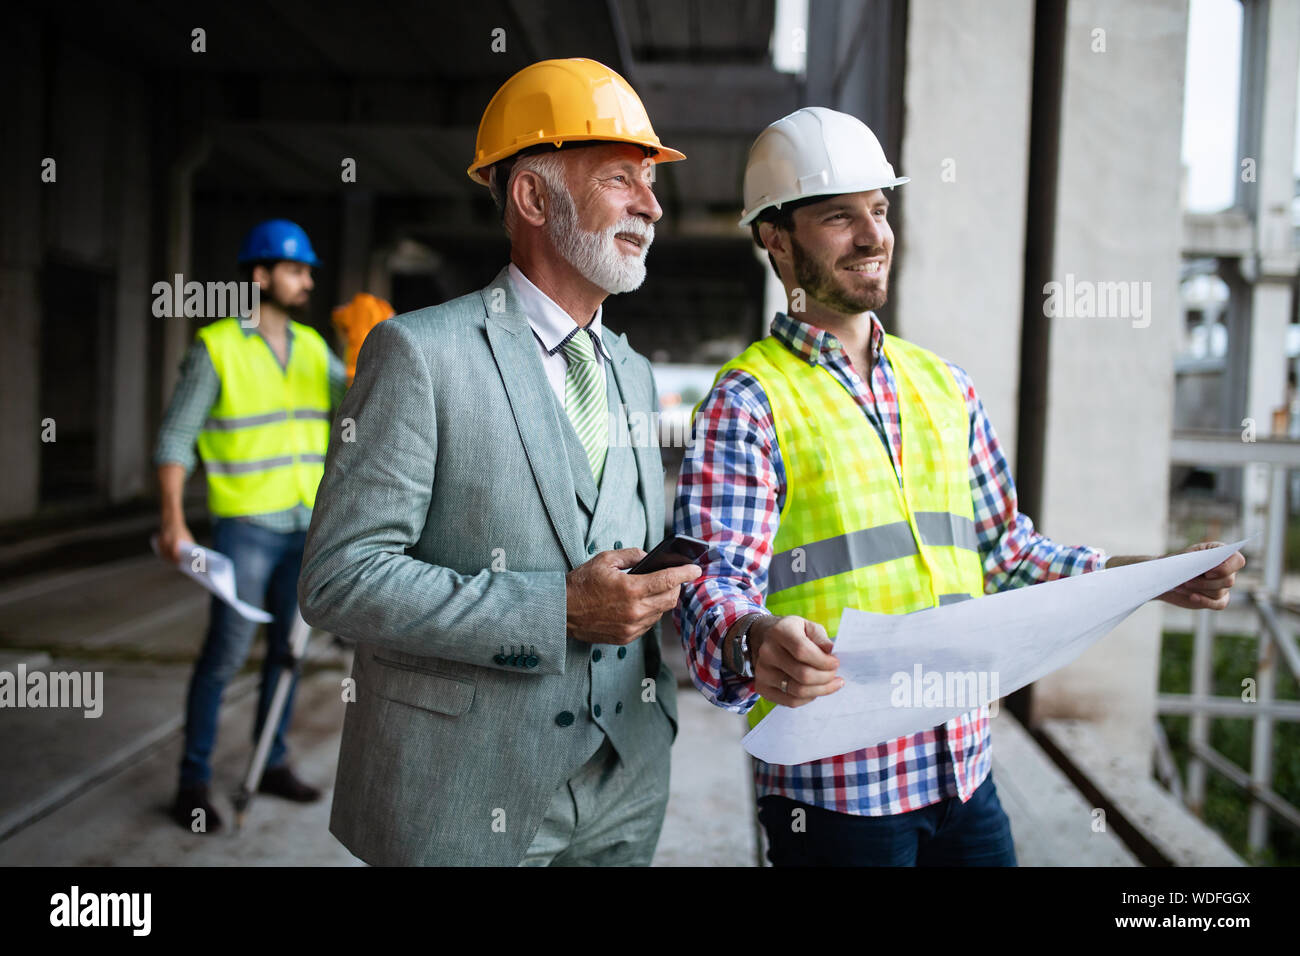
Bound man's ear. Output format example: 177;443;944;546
759;222;791;267
509;169;549;228
251;263;272;289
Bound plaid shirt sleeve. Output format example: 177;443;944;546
152;341;219;475
672;369;779;713
951;362;1107;589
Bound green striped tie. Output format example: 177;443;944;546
560;328;607;484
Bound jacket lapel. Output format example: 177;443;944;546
481;269;589;571
604;331;657;550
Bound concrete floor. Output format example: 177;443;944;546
0;554;758;866
0;652;756;866
0;551;1150;866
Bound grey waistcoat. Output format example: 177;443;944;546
554;361;654;769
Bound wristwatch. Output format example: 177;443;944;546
729;613;764;679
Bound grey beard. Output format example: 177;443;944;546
545;187;650;295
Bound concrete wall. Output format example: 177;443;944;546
1028;0;1190;775
897;0;1036;464
109;84;154;504
898;0;1186;773
0;22;156;521
0;18;44;521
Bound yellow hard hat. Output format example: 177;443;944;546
467;58;685;186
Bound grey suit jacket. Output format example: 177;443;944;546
298;266;675;866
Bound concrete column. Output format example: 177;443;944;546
1240;0;1300;545
161;136;210;406
109;77;152;503
1028;0;1189;777
1245;0;1300;853
897;0;1036;463
0;20;44;521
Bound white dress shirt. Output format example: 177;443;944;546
508;262;612;406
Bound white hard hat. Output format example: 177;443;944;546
739;107;908;226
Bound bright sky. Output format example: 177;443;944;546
1181;0;1300;212
1182;0;1244;212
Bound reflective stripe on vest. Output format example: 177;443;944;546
202;408;332;430
705;332;986;734
767;512;979;594
195;317;332;518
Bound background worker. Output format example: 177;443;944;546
673;107;1246;866
155;219;346;832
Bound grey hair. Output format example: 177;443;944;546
488;150;570;238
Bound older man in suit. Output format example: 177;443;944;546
298;58;698;866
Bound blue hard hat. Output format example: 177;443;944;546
237;219;320;266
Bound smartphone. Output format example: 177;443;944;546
627;534;712;574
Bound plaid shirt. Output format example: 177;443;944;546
153;322;346;533
673;310;1107;816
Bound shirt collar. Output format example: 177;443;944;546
508;262;612;362
238;320;293;341
769;310;884;368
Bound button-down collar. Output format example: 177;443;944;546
769;310;885;368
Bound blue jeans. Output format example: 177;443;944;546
179;517;307;788
758;772;1018;866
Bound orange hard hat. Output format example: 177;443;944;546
332;292;395;384
467;58;685;186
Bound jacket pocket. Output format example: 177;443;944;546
372;653;476;717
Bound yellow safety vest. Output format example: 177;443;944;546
707;332;986;730
195;317;332;518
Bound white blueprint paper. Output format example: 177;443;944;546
742;539;1249;765
150;535;274;623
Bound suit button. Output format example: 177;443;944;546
508;654;519;666
616;702;623;714
593;704;602;718
555;711;574;727
614;540;623;549
526;655;539;668
587;542;598;554
592;649;602;662
493;654;507;665
617;647;627;659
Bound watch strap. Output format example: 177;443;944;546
732;612;763;679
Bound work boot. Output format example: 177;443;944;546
258;765;322;803
172;784;224;833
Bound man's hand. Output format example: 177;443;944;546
1158;541;1246;610
565;547;701;645
748;614;844;707
157;518;195;564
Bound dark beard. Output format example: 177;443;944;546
791;234;888;314
269;289;309;323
